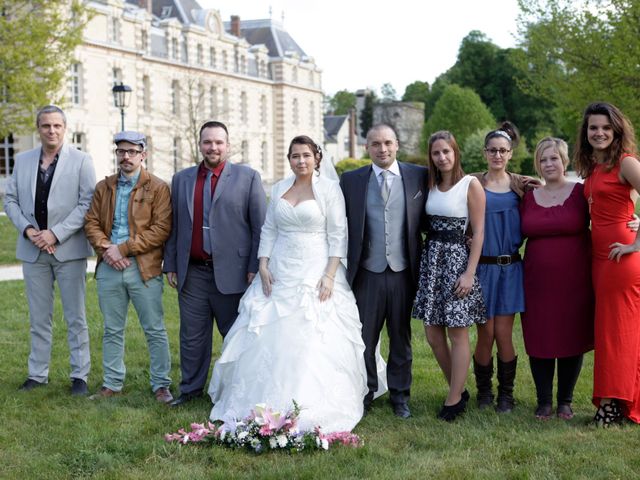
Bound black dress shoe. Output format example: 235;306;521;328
170;391;202;407
392;402;412;419
18;378;46;391
437;397;466;422
71;378;89;396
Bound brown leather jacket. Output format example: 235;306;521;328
84;168;172;282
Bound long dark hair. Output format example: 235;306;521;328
287;135;323;174
484;121;520;149
427;130;464;190
573;102;637;178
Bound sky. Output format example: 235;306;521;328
199;0;522;97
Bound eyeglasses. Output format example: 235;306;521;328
115;148;143;157
485;148;511;157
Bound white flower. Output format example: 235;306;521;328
269;437;277;449
321;438;329;450
237;431;248;441
276;435;288;448
219;430;226;442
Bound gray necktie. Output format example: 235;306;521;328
203;171;213;255
380;170;391;203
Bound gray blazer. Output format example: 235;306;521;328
4;144;96;262
163;161;267;295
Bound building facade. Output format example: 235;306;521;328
7;0;324;186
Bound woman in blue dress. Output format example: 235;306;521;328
471;122;537;413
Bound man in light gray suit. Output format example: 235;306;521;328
164;121;266;407
4;105;96;395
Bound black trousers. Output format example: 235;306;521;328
528;355;584;406
352;267;414;405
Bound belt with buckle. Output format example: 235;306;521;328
189;258;213;267
479;253;521;266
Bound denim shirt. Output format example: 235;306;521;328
110;170;140;245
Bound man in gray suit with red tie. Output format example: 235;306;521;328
4;105;96;395
340;124;428;418
164;121;267;407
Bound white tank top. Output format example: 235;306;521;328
425;175;474;229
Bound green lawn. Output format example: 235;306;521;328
0;214;18;265
1;278;639;479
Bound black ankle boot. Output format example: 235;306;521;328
473;356;494;409
496;356;518;413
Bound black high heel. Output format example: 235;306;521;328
593;401;623;428
438;396;466;422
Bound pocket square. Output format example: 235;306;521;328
412;191;423;199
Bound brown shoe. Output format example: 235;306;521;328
155;387;174;404
89;386;120;400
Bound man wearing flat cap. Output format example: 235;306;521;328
84;131;174;403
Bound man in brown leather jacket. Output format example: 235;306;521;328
84;131;173;403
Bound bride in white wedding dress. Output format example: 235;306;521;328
209;136;383;432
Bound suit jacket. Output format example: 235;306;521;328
4;144;96;262
340;161;428;287
163;161;267;294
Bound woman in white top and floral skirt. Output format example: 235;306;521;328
414;131;487;422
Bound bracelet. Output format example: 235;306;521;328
323;272;335;280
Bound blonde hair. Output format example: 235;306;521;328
534;137;569;177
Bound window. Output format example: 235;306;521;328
142;75;151;113
241;140;248;163
209;47;217;68
69;63;82;106
261;141;268;174
210;86;217;117
181;35;188;63
222;51;228;71
240;91;248;123
260;95;267;125
145;135;153;172
309;101;315;127
173;137;180;173
197;83;205;113
141;30;148;53
71;132;84;150
109;17;121;43
292;98;299;126
308;70;314;87
292;66;298;83
171;38;178;60
112;68;122;86
240;55;246;74
0;134;14;176
196;44;203;65
222;88;229;118
171;80;180;114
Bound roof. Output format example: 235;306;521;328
227;19;307;58
324;115;348;142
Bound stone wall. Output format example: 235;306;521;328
373;102;424;156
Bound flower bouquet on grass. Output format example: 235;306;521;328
165;400;362;454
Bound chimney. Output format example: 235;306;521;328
231;15;241;38
348;108;356;159
138;0;152;14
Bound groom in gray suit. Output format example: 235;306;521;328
4;105;96;395
341;124;428;418
164;121;266;407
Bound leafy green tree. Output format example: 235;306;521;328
0;1;89;138
422;85;495;153
380;83;397;102
328;90;356;115
402;81;430;118
359;90;377;138
516;0;640;139
424;75;450;121
335;158;371;176
460;129;490;174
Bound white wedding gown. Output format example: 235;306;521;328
209;196;381;432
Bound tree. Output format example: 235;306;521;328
402;81;430;118
516;0;640;139
423;84;495;152
380;83;397;102
327;90;356;115
359;90;378;138
0;1;90;138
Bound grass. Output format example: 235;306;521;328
1;277;640;479
0;214;18;265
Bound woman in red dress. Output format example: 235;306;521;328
521;138;594;421
576;102;640;426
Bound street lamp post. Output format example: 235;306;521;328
112;82;132;131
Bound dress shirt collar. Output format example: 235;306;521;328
199;160;226;178
371;160;401;179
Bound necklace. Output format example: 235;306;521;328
587;164;600;213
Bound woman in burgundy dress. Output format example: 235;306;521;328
576;102;640;427
520;138;593;420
